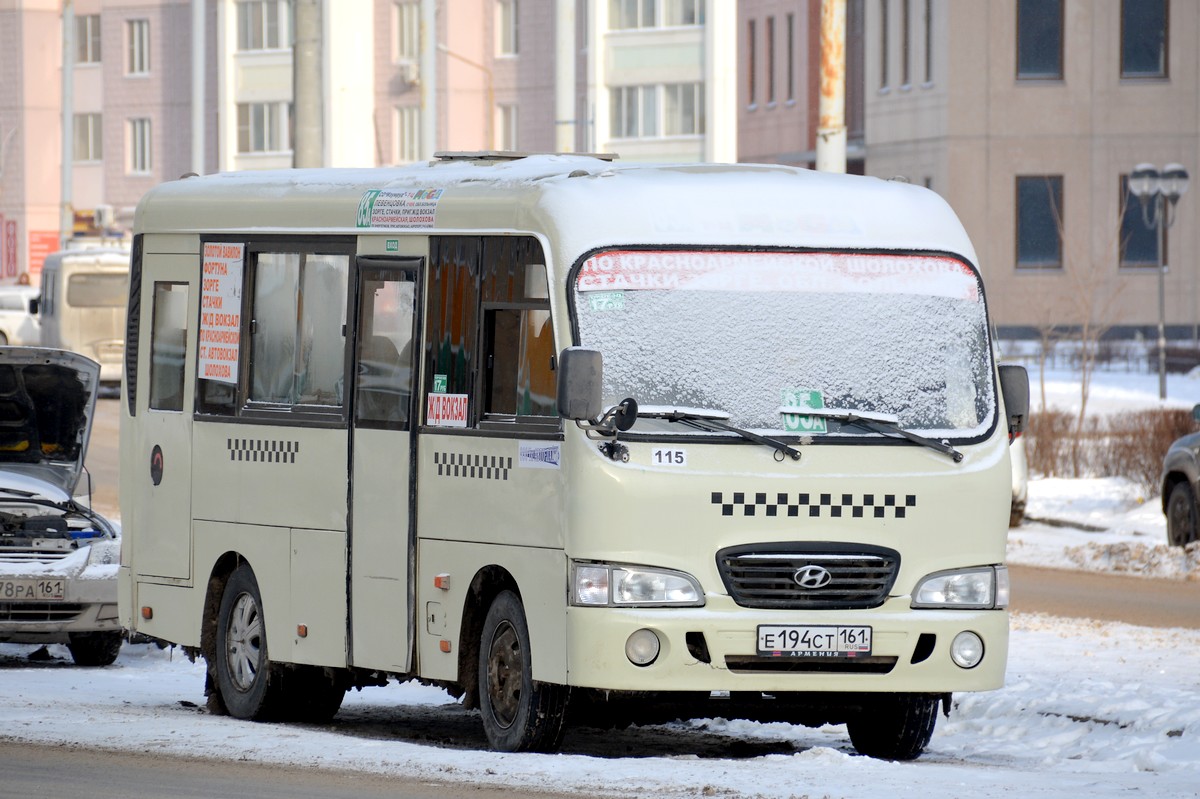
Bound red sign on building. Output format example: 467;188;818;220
28;231;59;275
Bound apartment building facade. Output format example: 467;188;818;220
0;0;742;284
865;0;1200;340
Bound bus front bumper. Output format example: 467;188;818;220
564;597;1008;695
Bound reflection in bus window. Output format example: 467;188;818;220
355;275;414;428
250;252;348;407
149;282;188;411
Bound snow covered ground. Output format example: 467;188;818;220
1;365;1197;797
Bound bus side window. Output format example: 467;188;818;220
480;239;555;421
149;282;189;412
248;252;348;409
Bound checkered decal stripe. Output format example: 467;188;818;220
434;452;512;481
227;438;300;464
712;492;916;519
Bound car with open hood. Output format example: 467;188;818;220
0;347;122;665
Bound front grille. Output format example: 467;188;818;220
0;548;74;563
0;603;84;622
725;655;898;674
717;543;900;609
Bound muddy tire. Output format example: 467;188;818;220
213;564;286;720
477;590;569;752
1166;481;1198;547
67;630;122;666
1009;500;1025;528
281;666;346;723
846;693;939;760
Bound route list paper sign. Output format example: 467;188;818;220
199;242;244;384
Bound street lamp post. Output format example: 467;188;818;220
1129;163;1190;400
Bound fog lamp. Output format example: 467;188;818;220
625;628;661;666
950;631;984;669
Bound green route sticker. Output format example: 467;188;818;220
781;389;827;434
433;374;448;393
386;239;400;252
588;291;626;311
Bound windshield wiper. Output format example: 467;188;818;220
788;408;964;463
640;408;802;462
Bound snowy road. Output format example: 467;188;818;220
1;610;1197;799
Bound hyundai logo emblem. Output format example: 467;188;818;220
794;565;833;589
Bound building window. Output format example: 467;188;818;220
1119;175;1162;268
1016;0;1062;79
611;0;703;30
496;104;518;150
76;14;101;64
126;19;150;75
1016;176;1063;269
879;0;889;90
611;85;658;138
238;0;291;51
395;1;419;61
237;103;292;154
900;0;911;86
611;0;655;29
1121;0;1167;78
395;106;421;163
747;19;757;107
128;118;152;174
766;16;776;104
663;0;703;26
73;114;103;162
664;83;704;135
496;0;518;56
786;13;796;102
611;84;704;139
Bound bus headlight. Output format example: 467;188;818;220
911;566;1008;609
571;563;704;607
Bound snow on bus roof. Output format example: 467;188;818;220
133;155;976;262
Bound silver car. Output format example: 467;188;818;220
0;347;122;665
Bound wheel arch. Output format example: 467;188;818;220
200;551;251;664
456;564;520;709
1161;468;1195;514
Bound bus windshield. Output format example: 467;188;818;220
572;249;996;440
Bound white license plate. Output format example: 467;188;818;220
0;578;66;602
757;625;872;657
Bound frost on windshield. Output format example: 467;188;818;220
574;250;995;438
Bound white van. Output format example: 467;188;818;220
118;154;1028;760
0;286;41;346
38;248;130;385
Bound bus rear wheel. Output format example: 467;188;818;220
846;693;940;760
214;564;285;720
477;590;568;752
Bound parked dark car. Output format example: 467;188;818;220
0;347;122;665
1160;404;1200;547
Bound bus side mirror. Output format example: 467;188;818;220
998;364;1029;435
557;347;603;422
28;298;38;316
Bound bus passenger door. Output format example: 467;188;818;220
349;259;419;671
126;250;195;581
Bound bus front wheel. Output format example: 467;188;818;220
477;590;569;752
214;564;284;720
846;693;940;760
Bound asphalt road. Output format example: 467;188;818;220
0;740;557;799
86;397;1198;629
